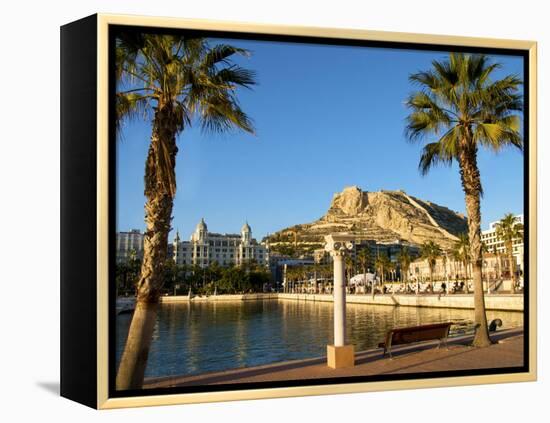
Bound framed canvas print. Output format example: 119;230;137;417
60;14;537;409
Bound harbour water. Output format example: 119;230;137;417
115;299;523;379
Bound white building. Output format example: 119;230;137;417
172;218;269;268
116;229;144;263
481;214;524;271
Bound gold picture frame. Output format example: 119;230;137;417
61;13;537;409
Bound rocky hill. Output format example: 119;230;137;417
267;186;467;252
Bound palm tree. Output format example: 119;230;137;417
345;255;355;290
300;266;310;293
396;246;412;286
441;251;449;292
453;233;471;292
420;241;442;291
115;33;256;389
285;266;295;293
115;262;129;298
357;248;372;294
374;253;390;298
480;241;489;291
121;249;141;296
450;246;460;285
386;260;396;286
492;244;502;281
495;213;524;292
321;263;333;293
405;53;523;347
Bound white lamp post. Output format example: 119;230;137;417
324;234;355;368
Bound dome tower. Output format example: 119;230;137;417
241;221;251;245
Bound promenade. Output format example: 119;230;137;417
144;328;524;389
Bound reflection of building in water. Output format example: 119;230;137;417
172;218;269;268
234;306;248;367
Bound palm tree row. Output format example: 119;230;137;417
420;240;442;292
495;213;524;292
284;264;333;293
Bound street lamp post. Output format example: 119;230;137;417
324;234;355;369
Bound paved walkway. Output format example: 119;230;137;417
144;329;524;389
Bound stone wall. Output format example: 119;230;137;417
160;293;279;303
276;293;524;311
159;292;523;311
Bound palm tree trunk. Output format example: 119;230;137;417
376;268;382;300
115;301;159;389
464;262;473;294
496;253;502;279
459;144;491;347
116;104;177;389
116;188;173;389
363;267;367;295
508;242;516;293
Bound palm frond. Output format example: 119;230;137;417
405;91;454;142
495;213;524;243
213;67;257;89
199;95;255;134
115;92;153;129
201;44;251;69
405;52;523;178
418;141;453;175
474;120;523;151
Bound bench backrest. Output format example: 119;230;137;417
388;322;451;346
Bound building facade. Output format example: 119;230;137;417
172;218;269;268
115;229;144;263
481;214;524;271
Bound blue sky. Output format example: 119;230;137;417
116;38;525;241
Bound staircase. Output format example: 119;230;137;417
401;192;459;241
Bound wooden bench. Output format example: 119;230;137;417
378;322;452;358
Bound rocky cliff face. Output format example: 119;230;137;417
268;186;467;250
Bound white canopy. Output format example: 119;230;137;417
350;273;378;285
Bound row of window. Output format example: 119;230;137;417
174;257;267;266
481;233;523;242
176;252;265;259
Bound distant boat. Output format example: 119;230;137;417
117;306;134;315
116;297;135;315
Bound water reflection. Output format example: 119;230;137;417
116;299;523;379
